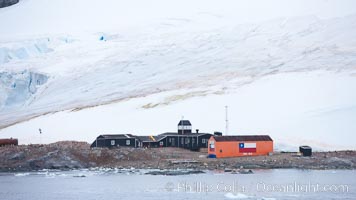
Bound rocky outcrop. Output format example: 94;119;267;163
0;142;355;172
0;0;19;8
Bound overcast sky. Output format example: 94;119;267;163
1;0;356;37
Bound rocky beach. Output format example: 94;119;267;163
0;141;355;172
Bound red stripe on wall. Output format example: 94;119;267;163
239;148;256;153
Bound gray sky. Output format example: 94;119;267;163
0;0;356;37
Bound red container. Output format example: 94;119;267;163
0;138;18;146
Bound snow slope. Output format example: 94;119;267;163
1;71;356;151
0;0;356;150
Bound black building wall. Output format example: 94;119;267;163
157;134;211;150
90;133;212;150
91;138;138;148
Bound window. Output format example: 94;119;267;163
126;140;130;145
169;138;171;143
202;139;206;144
159;141;164;146
181;138;184;145
178;125;192;130
192;138;195;143
111;140;115;146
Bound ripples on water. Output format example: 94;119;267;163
0;169;355;200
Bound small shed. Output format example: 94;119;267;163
0;138;18;147
299;146;312;156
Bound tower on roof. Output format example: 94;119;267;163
178;120;192;134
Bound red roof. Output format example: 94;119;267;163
213;135;273;142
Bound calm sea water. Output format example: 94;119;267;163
0;169;355;200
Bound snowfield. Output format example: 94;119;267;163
1;71;356;151
0;0;356;150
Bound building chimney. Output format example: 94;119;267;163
214;131;222;136
196;129;199;134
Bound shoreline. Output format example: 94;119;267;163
1;168;354;177
0;141;355;173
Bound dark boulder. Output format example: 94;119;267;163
145;170;205;176
9;152;25;160
0;0;19;8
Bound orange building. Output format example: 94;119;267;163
208;135;273;158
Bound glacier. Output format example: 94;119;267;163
0;0;356;150
0;70;48;108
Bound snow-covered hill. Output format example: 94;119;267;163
1;0;356;150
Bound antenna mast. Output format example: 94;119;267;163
225;106;229;135
39;128;42;144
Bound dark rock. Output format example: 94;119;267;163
28;159;43;169
224;168;232;172
238;169;253;174
0;0;19;8
9;152;25;160
327;157;353;168
145;170;205;176
239;164;261;169
73;175;86;178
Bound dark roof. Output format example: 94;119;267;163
300;146;312;149
213;135;273;142
136;135;170;142
178;120;191;126
158;132;178;136
96;132;213;142
136;136;152;142
158;132;212;137
98;134;136;139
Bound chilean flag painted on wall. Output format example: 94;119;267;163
209;142;215;152
239;142;256;153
